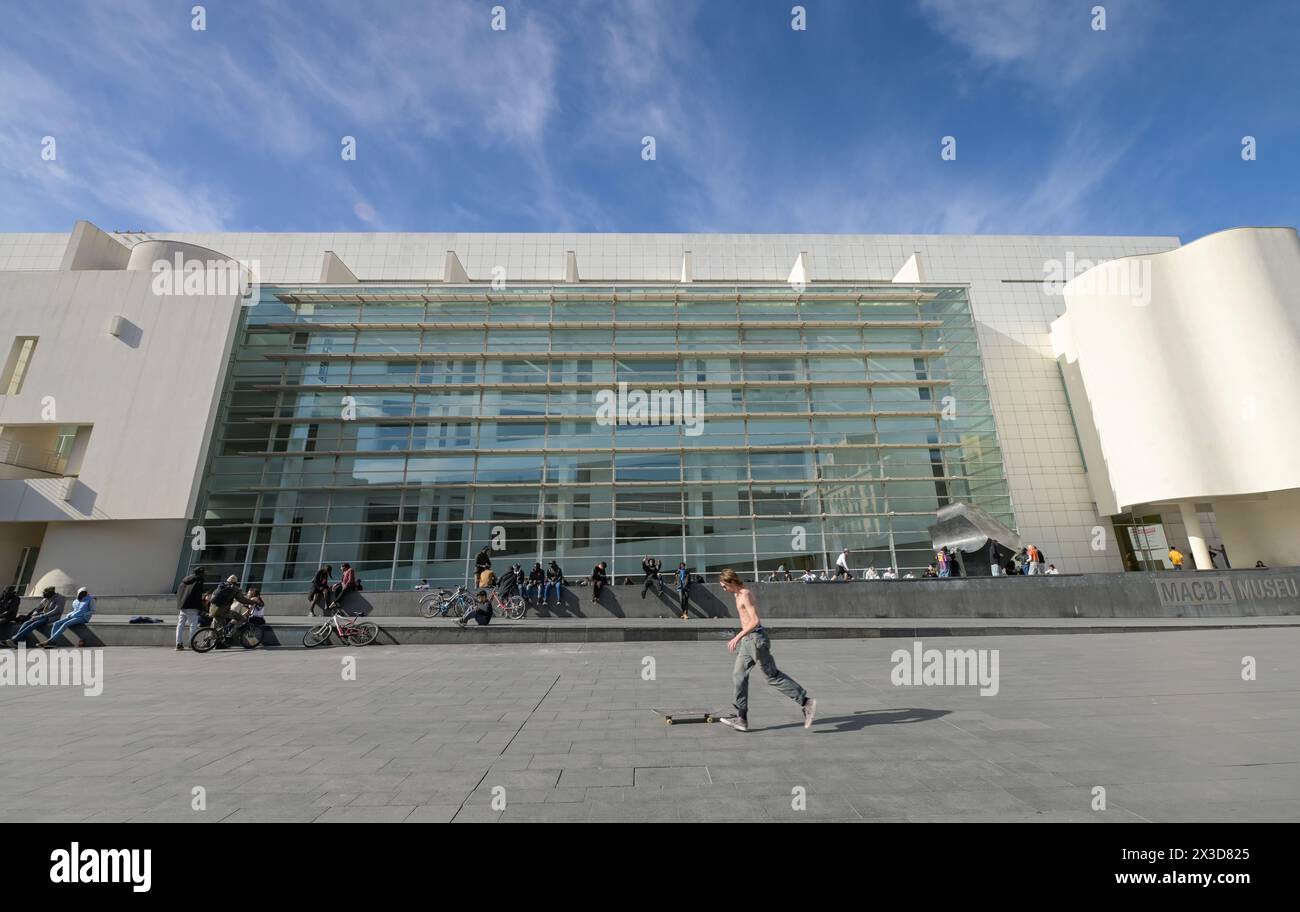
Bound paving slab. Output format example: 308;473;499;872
2;631;1298;822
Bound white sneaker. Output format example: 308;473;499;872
802;697;817;729
718;716;748;733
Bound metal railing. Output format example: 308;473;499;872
0;439;68;475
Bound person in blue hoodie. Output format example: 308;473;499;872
42;587;95;648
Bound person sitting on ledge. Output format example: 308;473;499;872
1255;561;1267;569
800;569;818;583
923;564;938;578
862;567;879;580
43;587;96;648
882;568;897;580
590;561;608;603
1045;565;1060;575
3;586;65;648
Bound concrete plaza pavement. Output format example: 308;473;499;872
1;629;1297;823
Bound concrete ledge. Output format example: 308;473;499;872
51;567;1300;620
5;614;1299;648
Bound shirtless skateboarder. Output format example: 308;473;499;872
715;569;816;733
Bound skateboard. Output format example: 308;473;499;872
653;708;721;725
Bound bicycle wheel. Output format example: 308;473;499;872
240;624;263;649
190;627;218;653
420;594;441;619
503;595;525;620
345;622;378;646
302;624;332;648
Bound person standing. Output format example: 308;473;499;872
675;562;691;620
308;565;332;617
936;547;950;578
834;548;851;581
1035;545;1048;576
640;555;663;598
43;587;95;648
475;546;494;589
175;566;208;651
715;569;816;733
1168;546;1185;570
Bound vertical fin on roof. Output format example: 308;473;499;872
564;250;580;283
443;250;470;283
892;252;924;283
679;250;693;283
319;250;358;283
787;251;809;286
60;220;131;271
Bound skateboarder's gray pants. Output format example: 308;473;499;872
732;630;806;719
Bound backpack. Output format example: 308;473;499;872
208;584;237;608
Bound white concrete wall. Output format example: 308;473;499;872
1053;227;1300;511
0;269;242;523
27;519;188;595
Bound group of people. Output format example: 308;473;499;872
0;585;96;648
306;563;361;616
768;544;1062;581
174;567;266;650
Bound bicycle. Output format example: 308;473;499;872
489;587;526;621
303;608;379;647
191;615;262;653
420;586;471;619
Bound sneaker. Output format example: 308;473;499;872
718;715;748;733
175;644;184;651
802;697;817;729
680;611;688;621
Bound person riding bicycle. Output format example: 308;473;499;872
208;575;256;637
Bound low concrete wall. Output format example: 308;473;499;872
45;568;1300;620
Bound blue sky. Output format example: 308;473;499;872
1;0;1296;241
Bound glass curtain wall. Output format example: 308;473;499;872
182;284;1013;591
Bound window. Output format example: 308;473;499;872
2;337;37;395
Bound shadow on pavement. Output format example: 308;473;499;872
762;707;951;733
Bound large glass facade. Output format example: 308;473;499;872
182;284;1013;591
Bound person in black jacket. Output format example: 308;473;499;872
475;546;494;588
308;565;332;617
0;585;23;633
175;566;208;651
591;562;608;602
640;556;664;598
526;562;545;603
544;560;564;606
